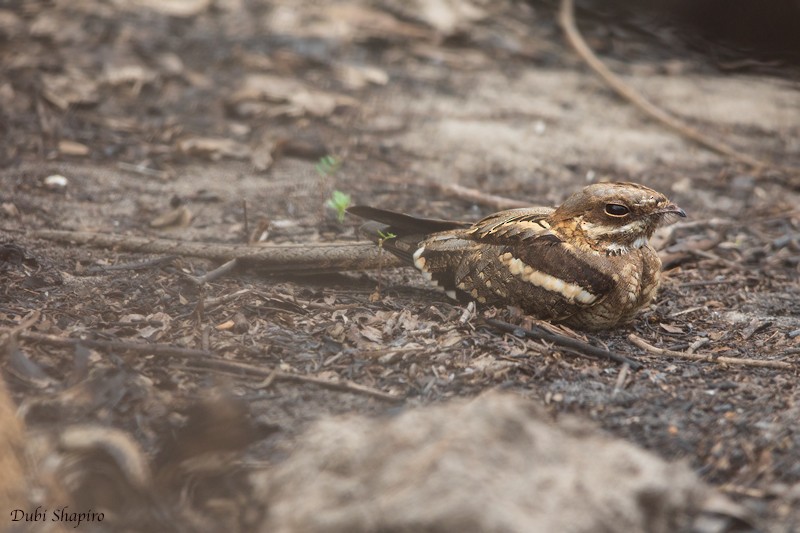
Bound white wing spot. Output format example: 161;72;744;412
500;253;597;304
508;257;525;276
413;247;427;271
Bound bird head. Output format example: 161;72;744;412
551;182;686;253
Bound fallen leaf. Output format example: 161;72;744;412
413;0;487;35
360;325;383;343
130;0;211;17
104;64;158;88
335;64;389;90
230;74;357;118
660;323;684;334
58;140;90;156
150;206;192;229
41;68;99;110
216;320;236;331
177;137;251;161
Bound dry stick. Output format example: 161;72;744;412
186;358;405;403
376;176;530;211
431;182;530;210
117;162;169;180
15;331;213;358
628;334;794;370
558;0;770;171
28;229;404;273
241;199;249;242
7;310;41;335
612;362;630;397
203;288;251;308
86;255;179;273
184;258;239;286
11;330;405;402
484;318;642;370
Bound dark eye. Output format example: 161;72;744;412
604;204;630;217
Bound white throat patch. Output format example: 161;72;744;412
605;235;648;255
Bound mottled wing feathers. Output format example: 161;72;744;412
514;241;614;300
412;234;482;299
349;204;613;313
468;207;555;242
346;182;682;329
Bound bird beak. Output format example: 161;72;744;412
657;203;686;218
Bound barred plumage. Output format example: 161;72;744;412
348;182;685;330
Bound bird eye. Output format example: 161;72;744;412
604;204;630;217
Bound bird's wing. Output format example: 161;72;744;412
417;206;615;312
466;207;556;243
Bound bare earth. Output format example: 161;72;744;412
1;1;799;531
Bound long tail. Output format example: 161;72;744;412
346;206;468;263
346;206;467;234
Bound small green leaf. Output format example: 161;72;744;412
315;155;342;176
326;189;351;223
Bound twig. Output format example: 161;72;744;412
430;182;529;210
628;334;793;370
10;329;406;402
612;362;630;397
203;288;251;308
484;318;642;369
678;279;740;289
117;162;169;180
688;249;743;269
184;258;239;286
717;484;767;499
7;310;41;335
185;358;405;403
459;301;477;326
13;330;213;358
687;337;711;354
28;229;405;273
558;0;770;171
86;255;179;273
242;199;249;243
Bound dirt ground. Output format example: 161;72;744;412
1;0;800;531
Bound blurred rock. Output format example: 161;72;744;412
261;391;738;533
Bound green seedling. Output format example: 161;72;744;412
377;229;397;244
373;230;397;299
315;155;342;176
326;190;352;223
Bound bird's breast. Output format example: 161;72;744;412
586;246;662;327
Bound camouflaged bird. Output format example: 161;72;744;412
347;182;686;330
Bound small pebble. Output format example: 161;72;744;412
43;174;68;190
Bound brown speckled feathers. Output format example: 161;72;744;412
348;182;685;330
